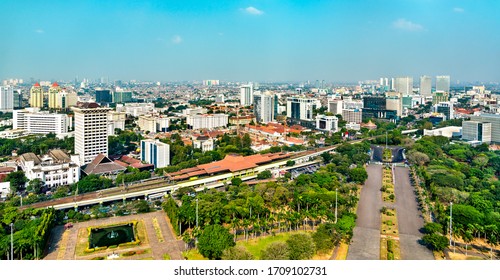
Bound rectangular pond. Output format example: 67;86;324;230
89;223;136;248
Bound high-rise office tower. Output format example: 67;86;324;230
394;77;413;95
240;83;253;106
95;89;112;104
29;82;44;108
71;103;112;165
253;91;275;123
420;76;432;96
48;82;61;108
13;89;22;109
286;97;321;121
0;86;14;112
436;75;450;93
434;102;454;121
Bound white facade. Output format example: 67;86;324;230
253;91;275;123
138;115;156;133
436;75;451;93
108;111;126;135
470;113;500;144
216;94;225;103
462;121;492;144
72;105;111;165
140;139;170;168
394;77;413;95
420;76;432;96
193;137;215;152
13;108;70;137
0;86;14;112
286;97;321;121
423;126;462;138
183;107;207;116
187;114;229;130
240;84;253;106
316;115;338;132
115;103;155;117
328;99;343;115
0;182;10;199
17;150;81;188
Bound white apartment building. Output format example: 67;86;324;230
240;83;254;106
137;115;170;133
115;103;155;117
182;107;207;116
253;91;275;123
316;115;338;132
13;108;70;137
0;86;14;112
140;139;170;168
108;111;126;135
17;150;81;188
193;136;215;152
187;114;229;130
72;103;111;165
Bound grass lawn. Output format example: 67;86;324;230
182;249;208;260
335;242;349;260
239;232;294;260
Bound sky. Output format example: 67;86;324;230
1;0;499;83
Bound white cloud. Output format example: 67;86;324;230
392;18;424;32
243;6;264;15
172;35;182;44
453;7;464;13
35;29;44;34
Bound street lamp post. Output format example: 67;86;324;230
10;223;13;260
195;198;199;246
449;202;453;247
335;188;338;224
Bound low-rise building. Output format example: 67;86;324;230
315;115;338;132
193;136;215;152
462;121;491;144
17;149;81;188
423;126;462;138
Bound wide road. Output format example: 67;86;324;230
347;164;383;260
393;166;434;260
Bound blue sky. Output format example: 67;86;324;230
1;0;499;83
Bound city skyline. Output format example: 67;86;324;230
1;0;500;83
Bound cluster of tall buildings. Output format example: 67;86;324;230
29;82;78;109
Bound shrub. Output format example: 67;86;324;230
122;251;137;257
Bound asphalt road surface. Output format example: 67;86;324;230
347;164;383;260
371;146;405;163
393;166;434;260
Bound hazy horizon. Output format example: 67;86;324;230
1;0;499;83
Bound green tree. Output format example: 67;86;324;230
423;222;443;234
231;177;242;186
348;168;368;184
422;233;449;251
221;245;254;260
286;232;316;260
260;241;290;260
197;224;235;260
257;170;272;180
5;171;28;193
26;179;44;194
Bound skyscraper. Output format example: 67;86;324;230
420;75;432;96
0;86;14;112
436;75;450;93
253;91;275;123
394;77;413;95
48;82;61;109
240;83;253;106
29;82;44;108
95;89;112;104
71;103;112;165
